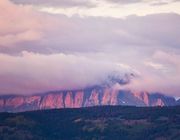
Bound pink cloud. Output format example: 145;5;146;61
0;0;45;47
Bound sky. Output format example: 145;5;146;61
0;0;180;97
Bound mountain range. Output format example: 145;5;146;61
0;86;179;112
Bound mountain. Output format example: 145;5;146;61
0;106;179;140
0;86;177;112
176;99;180;105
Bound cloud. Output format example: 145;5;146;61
104;0;143;5
10;0;96;8
5;0;180;54
0;0;45;48
2;6;180;54
10;0;180;8
0;0;180;97
105;0;180;5
0;51;135;94
0;30;42;46
144;61;165;70
149;0;180;6
124;50;180;97
0;49;179;97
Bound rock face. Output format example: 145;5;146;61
0;87;177;112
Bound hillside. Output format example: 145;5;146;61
0;106;179;140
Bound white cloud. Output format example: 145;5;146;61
33;0;180;18
144;61;165;70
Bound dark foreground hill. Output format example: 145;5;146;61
0;106;180;140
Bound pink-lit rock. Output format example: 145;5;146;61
152;98;165;106
0;99;4;107
101;88;111;105
133;92;150;106
25;95;41;105
0;87;176;112
5;97;25;108
64;92;74;108
84;89;100;106
74;91;84;108
40;93;64;109
110;89;119;105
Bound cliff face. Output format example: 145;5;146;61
0;87;177;112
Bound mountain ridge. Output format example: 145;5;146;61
0;86;178;112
